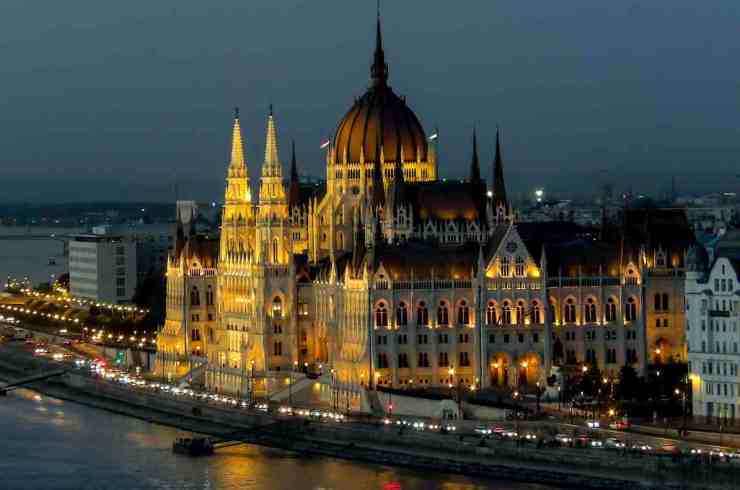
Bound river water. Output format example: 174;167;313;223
0;388;555;490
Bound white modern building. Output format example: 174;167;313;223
686;229;740;422
68;226;137;303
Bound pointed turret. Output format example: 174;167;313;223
470;128;481;184
262;105;282;179
492;128;508;210
351;208;366;276
288;140;301;209
371;132;385;208
229;107;247;177
224;107;252;204
258;107;288;217
385;154;405;218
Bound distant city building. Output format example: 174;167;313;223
154;18;694;410
686;229;740;422
68;226;137;303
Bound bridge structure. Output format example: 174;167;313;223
0;369;67;395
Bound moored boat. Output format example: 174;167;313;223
172;436;214;456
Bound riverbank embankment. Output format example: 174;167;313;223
0;346;736;490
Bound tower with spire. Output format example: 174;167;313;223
490;128;511;224
220;107;256;261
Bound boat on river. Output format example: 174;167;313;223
172;436;214;456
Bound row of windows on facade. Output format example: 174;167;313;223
693;340;740;354
704;382;737;398
377;332;541;346
696;299;739;313
374;296;640;327
698;360;739;377
562;329;637;341
694;319;738;333
714;276;736;293
190;286;215;306
380;376;474;387
377;351;470;368
562;348;638;365
191;313;215;322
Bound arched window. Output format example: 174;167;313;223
375;302;388;327
662;293;669;312
486;301;497;325
416;301;429;326
605;297;617;322
397;302;408;326
515;300;525;325
502;301;512;324
206;286;214;306
531;301;541;324
654;293;661;311
625;297;637;322
515;257;525;277
437;301;449;326
272;297;283;318
584;297;597;323
500;257;510;277
190;287;200;306
457;300;470;325
564;298;576;323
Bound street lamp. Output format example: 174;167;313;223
448;367;455;399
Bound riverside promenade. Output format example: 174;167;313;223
0;344;737;490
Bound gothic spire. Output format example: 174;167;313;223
229;107;247;176
262;106;281;178
470;127;481;183
288;140;301;209
371;131;385;208
492;127;508;209
370;7;388;87
385;151;405;216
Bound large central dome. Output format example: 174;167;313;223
332;19;428;165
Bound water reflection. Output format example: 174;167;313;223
0;389;553;490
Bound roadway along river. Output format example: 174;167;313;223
0;387;555;490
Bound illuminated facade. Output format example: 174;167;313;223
156;18;693;409
687;231;740;421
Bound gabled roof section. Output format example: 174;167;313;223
369;241;481;280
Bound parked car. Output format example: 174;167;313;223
605;437;625;449
474;425;493;436
554;433;573;445
630;441;652;452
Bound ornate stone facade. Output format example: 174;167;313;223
156;19;692;408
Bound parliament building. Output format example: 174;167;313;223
155;18;693;411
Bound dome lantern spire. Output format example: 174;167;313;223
370;5;388;87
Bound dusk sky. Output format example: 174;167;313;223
2;0;739;202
